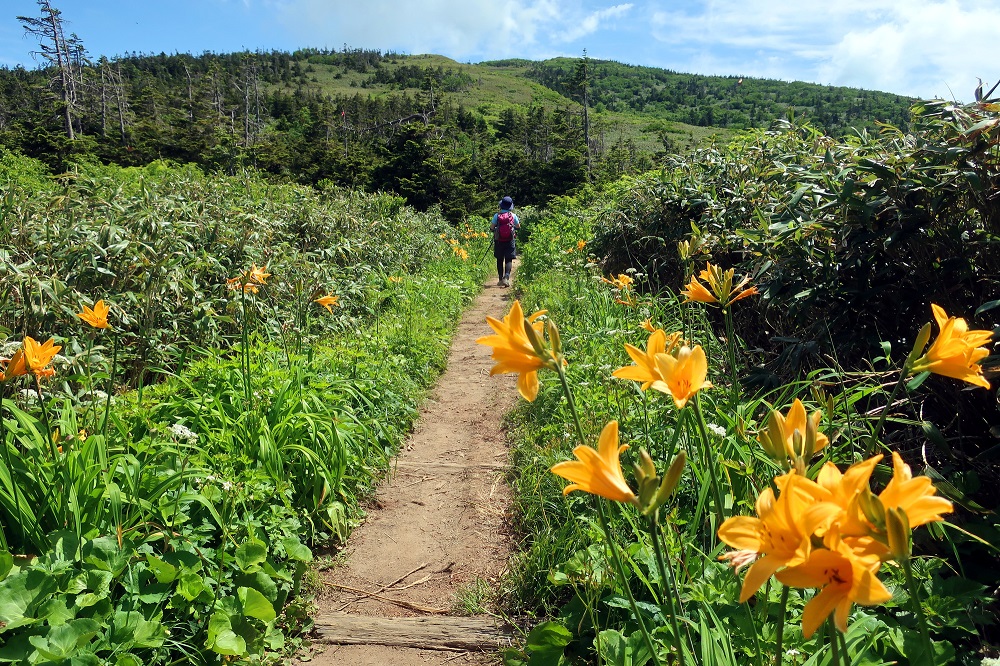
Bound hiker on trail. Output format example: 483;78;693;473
491;196;520;288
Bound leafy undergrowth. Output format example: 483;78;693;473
0;156;490;664
497;184;998;665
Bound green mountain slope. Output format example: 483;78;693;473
0;46;918;216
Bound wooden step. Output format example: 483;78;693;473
313;613;514;652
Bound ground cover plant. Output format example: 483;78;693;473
0;153;490;664
489;94;999;665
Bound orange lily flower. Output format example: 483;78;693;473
776;532;892;638
680;274;717;303
314;294;340;313
650;345;712;408
717;472;835;602
612;329;683;390
78;300;111;329
22;336;61;379
477;300;558;401
0;347;28;382
878;452;953;528
909;304;992;388
550;421;638;505
684;263;758;308
759;399;830;462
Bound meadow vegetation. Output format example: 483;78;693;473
488;94;999;666
0;154;489;664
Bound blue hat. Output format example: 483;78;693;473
500;196;514;211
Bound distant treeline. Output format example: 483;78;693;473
520;58;914;135
0;40;916;219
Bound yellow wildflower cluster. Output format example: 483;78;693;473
718;451;952;638
443;237;470;260
601;273;639;307
907;303;993;388
564;240;588;254
227;263;271;294
611;326;711;408
476;300;563;401
1;336;61;381
681;262;758;308
460;224;489;240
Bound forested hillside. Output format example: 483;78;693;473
520;57;913;135
0;25;916;220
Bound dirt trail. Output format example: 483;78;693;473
302;271;519;665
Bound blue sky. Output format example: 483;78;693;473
1;0;995;100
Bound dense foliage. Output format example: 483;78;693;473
523;57;914;136
0;153;490;664
1;14;918;219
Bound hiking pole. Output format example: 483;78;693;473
475;236;495;265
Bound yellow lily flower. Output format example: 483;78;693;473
878;452;953;528
612;329;683;391
680;275;717;303
248;263;271;285
77;299;111;329
22;336;61;379
717;472;835;602
640;318;656;333
758;399;829;462
909;304;992;388
650;345;712;408
314;294;340;313
812;455;884;539
0;347;27;382
550;421;638;506
685;263;758;308
477;300;558;401
776;532;891;638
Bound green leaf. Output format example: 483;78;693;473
0;569;58;631
525;621;572;652
113;610;166;649
280;536;312;562
235;540;268;572
207;612;246;656
0;551;12;581
176;570;206;602
145;555;178;584
975;298;1000;315
27;618;101;660
906;371;931;390
238;587;276;622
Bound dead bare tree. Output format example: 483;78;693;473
17;0;77;140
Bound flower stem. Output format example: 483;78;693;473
773;585;790;666
101;335;117;439
723;308;739;409
691;394;726;529
650;515;687;666
598;500;661;666
902;555;935;665
868;369;908;447
556;364;587;449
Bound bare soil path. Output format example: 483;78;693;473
300;271;520;666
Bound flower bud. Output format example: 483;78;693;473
859;489;886;529
905;322;933;372
886;507;911;562
548;320;562;359
653;450;687;508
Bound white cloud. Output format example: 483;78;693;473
646;0;999;98
273;0;629;60
555;4;634;43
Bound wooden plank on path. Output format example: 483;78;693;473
313;613;513;652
